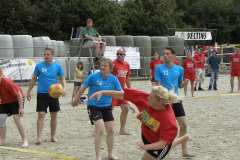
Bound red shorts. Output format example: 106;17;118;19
231;70;240;77
184;73;195;81
111;98;127;107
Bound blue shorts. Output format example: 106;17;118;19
74;82;82;86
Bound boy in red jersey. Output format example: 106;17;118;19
0;72;28;147
182;53;197;97
89;86;190;160
194;48;205;91
150;52;164;86
229;46;240;93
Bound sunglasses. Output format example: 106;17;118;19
116;53;125;55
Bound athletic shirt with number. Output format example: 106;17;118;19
230;53;240;70
0;78;24;104
112;60;130;88
182;59;196;74
83;72;122;107
123;88;178;146
150;59;164;78
34;61;65;93
155;64;183;94
74;68;83;82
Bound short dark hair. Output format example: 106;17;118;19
44;48;54;55
200;48;204;52
165;47;175;54
86;18;93;23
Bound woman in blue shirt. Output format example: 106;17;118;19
71;58;122;160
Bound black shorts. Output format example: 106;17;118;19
151;77;156;82
142;133;172;159
87;105;114;125
37;93;60;113
172;100;185;117
0;97;25;116
74;82;82;86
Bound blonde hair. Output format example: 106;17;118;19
100;58;114;70
152;86;178;105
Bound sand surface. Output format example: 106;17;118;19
0;73;240;160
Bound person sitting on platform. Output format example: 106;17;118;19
82;18;106;62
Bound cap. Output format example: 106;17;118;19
212;50;218;54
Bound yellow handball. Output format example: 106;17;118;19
48;84;63;98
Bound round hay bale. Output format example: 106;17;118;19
0;35;14;58
115;36;134;47
151;36;168;56
57;41;66;57
12;35;34;57
167;36;184;56
133;36;151;57
101;36;116;46
50;40;58;57
69;38;81;57
33;37;52;57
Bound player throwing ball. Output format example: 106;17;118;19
89;86;190;160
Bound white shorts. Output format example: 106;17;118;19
196;68;205;83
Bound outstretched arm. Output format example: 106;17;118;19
179;79;189;88
89;90;124;101
71;85;87;107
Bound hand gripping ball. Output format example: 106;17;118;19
48;84;63;98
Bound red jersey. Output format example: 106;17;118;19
150;59;164;78
182;59;196;74
124;88;178;146
174;60;180;66
112;60;130;88
194;53;205;68
230;53;240;71
0;78;24;104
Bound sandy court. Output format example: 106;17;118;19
0;73;240;160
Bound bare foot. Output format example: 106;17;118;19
22;141;28;148
51;138;58;142
108;154;119;160
0;140;6;146
96;157;101;160
182;152;196;157
181;135;196;157
229;90;233;93
119;131;131;135
236;90;240;93
36;141;41;145
36;138;41;145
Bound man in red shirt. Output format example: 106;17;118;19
194;48;205;91
112;48;135;135
229;46;240;93
0;73;28;148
